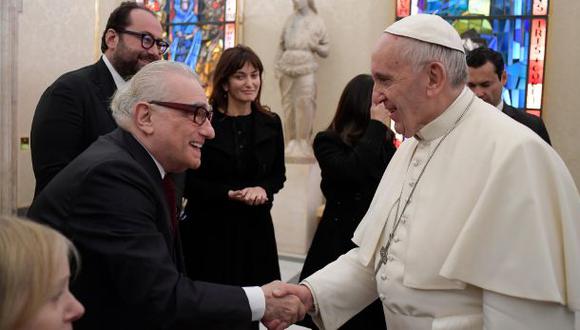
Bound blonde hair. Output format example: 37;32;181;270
0;216;79;330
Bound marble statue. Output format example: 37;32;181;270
276;0;329;160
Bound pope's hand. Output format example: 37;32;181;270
261;281;306;330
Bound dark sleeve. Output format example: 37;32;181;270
68;161;252;328
314;120;396;186
30;77;87;195
256;113;286;201
533;116;551;145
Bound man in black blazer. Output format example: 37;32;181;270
31;2;168;197
466;47;551;144
27;61;304;329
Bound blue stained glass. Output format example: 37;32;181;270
418;0;469;16
506;66;518;89
169;0;203;70
164;0;232;94
400;0;548;110
514;0;522;15
525;0;533;15
511;89;519;107
490;0;533;16
512;42;521;60
503;89;511;105
517;76;527;90
426;0;440;13
490;0;505;15
488;37;497;49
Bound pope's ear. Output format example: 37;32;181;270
134;102;155;135
425;61;446;97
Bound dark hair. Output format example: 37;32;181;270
466;47;505;80
210;44;271;115
100;1;155;53
327;74;374;146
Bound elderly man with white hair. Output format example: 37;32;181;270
28;60;305;330
271;14;580;330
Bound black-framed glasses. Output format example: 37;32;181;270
150;101;213;125
117;28;169;55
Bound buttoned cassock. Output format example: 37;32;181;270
302;88;580;330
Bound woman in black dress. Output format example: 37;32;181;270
299;74;396;329
180;45;285;316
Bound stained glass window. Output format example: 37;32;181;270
396;0;549;118
143;0;238;94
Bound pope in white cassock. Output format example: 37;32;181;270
273;14;580;330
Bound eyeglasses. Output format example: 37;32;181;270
150;101;213;125
117;28;169;55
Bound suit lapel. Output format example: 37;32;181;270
115;129;178;259
92;58;118;123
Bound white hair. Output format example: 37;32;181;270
110;60;199;129
393;34;467;87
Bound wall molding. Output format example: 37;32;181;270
0;0;21;215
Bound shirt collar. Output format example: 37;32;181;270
102;54;127;89
415;87;473;141
132;135;166;179
149;152;167;179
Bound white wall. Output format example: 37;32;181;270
17;0;121;207
543;0;580;188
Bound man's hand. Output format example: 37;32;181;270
272;283;314;313
261;281;306;330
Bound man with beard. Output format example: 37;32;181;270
31;1;167;197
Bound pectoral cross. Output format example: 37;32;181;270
375;233;394;275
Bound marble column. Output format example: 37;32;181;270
0;0;21;215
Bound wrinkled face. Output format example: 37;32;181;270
108;9;164;79
19;253;84;330
467;61;506;106
371;34;429;138
149;75;215;172
225;62;261;105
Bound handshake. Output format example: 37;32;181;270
261;280;314;330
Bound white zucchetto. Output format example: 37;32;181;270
385;14;465;53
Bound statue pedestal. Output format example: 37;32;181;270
272;162;323;257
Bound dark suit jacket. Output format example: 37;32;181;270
31;58;117;197
28;128;252;330
502;104;551;145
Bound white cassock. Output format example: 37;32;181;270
302;88;580;330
